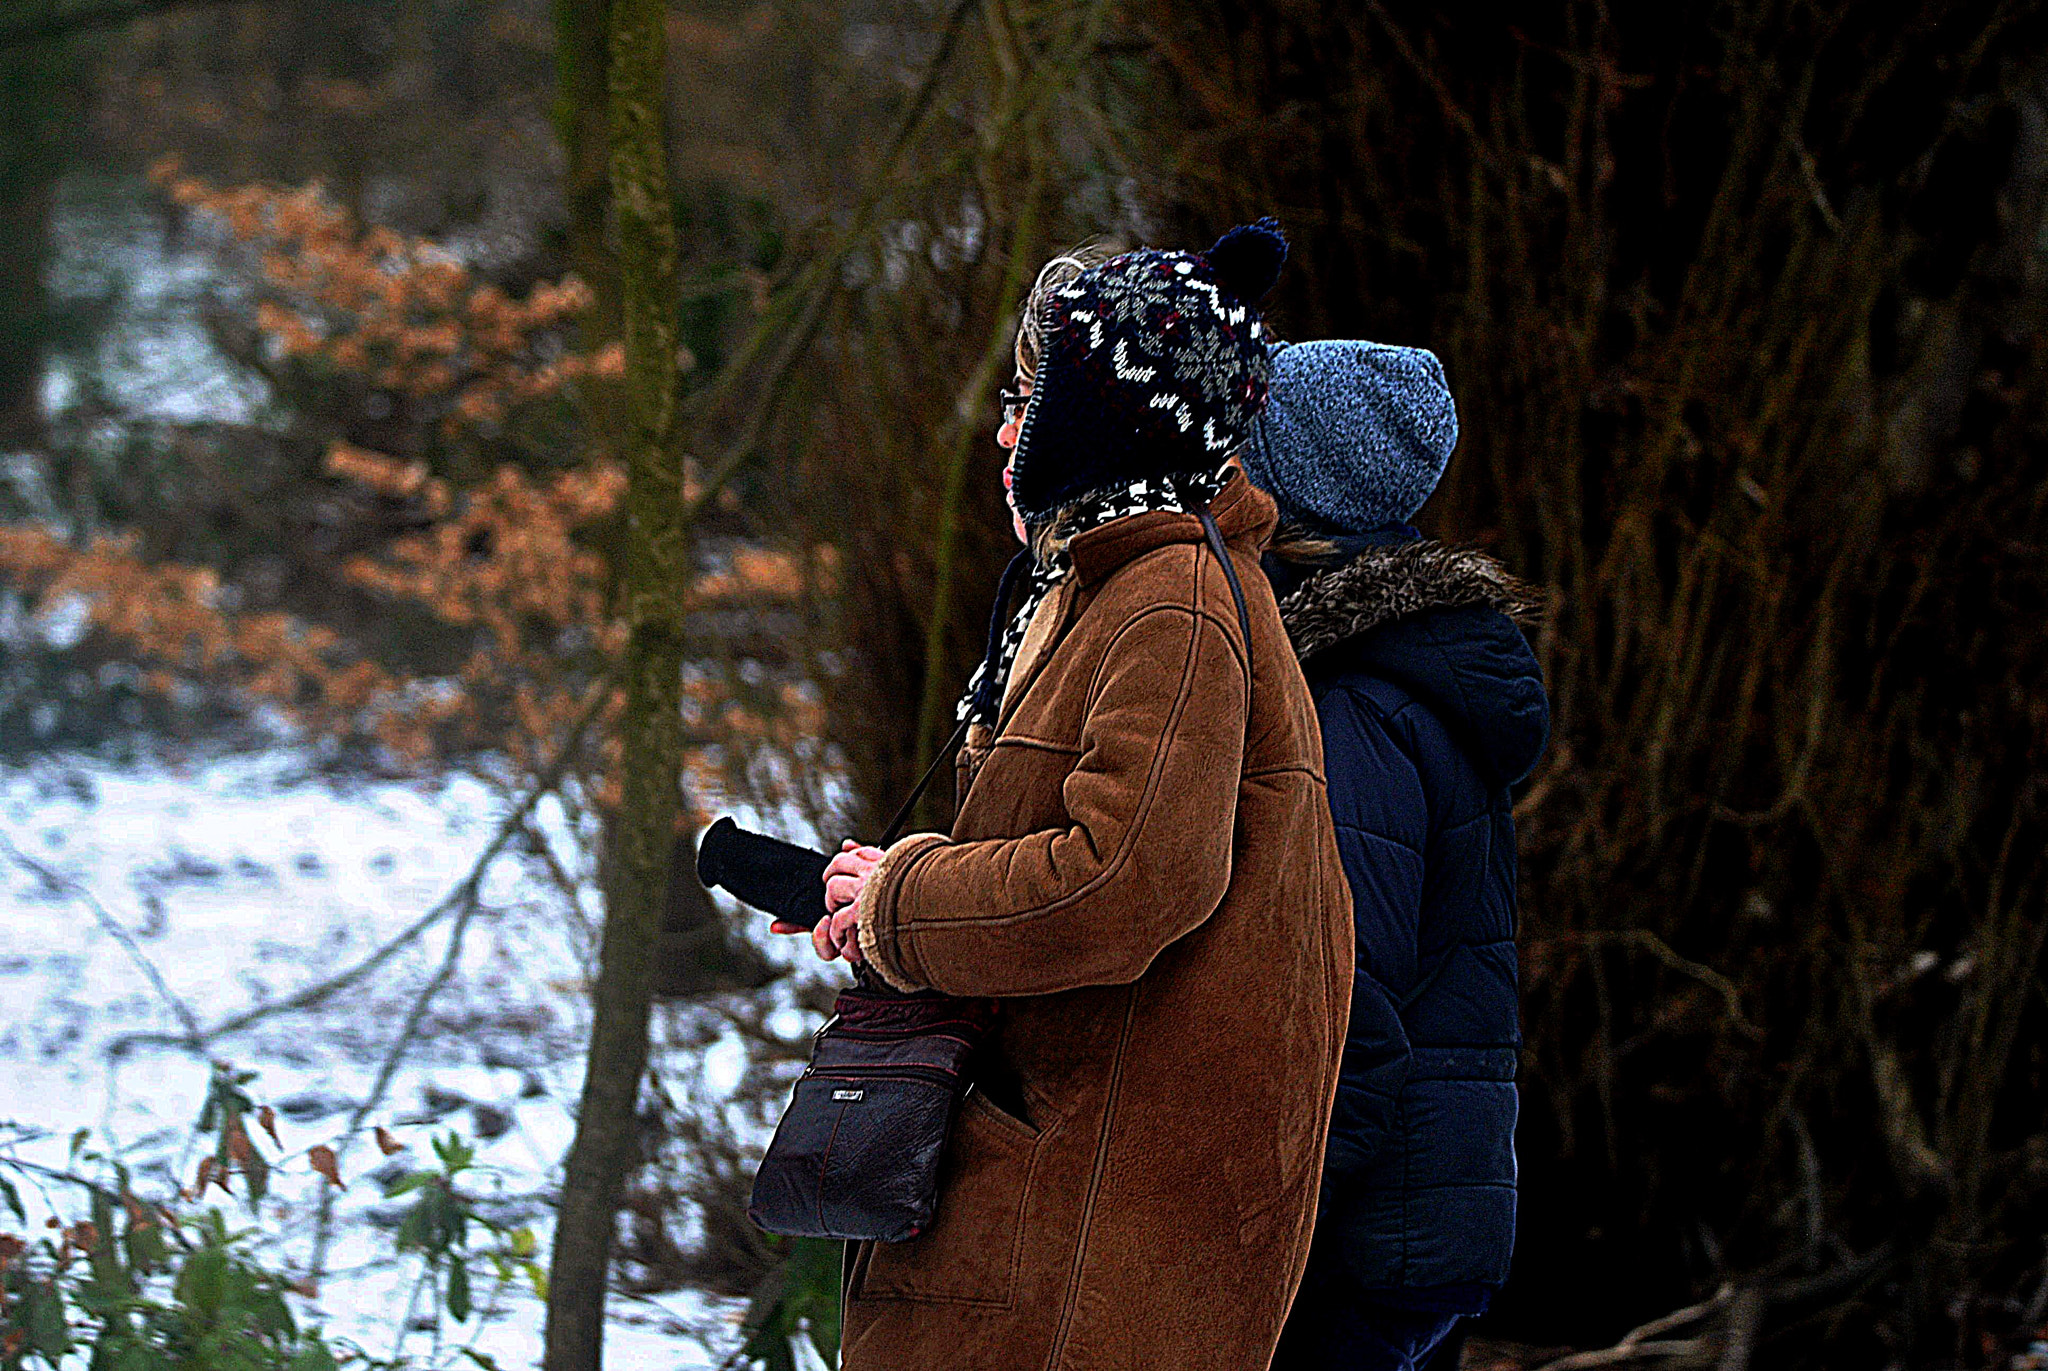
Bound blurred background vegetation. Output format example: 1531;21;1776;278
1;0;2046;1367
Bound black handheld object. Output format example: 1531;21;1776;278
696;817;831;931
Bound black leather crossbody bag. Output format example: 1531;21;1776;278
705;500;1251;1244
741;720;992;1243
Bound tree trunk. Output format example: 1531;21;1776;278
550;0;617;340
542;0;683;1365
0;45;63;451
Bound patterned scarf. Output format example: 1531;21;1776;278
956;466;1233;727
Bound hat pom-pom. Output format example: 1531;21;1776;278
1205;217;1287;303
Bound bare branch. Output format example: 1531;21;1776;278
104;674;614;1056
0;829;204;1050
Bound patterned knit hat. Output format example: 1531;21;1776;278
1007;219;1288;522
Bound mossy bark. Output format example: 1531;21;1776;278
542;0;683;1365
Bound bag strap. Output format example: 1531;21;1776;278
879;714;973;847
1178;484;1252;648
1197;506;1253;648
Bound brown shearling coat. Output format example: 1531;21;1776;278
844;476;1352;1370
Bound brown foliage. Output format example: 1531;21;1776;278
0;168;824;816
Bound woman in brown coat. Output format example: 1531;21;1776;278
809;223;1352;1371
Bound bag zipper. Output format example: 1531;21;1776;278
802;1064;961;1089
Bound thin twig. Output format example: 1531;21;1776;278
302;679;617;1287
520;817;597;955
0;1155;128;1208
311;887;484;1287
1536;1341;1709;1371
0;829;204;1049
1717;1287;1766;1371
675;0;1105;525
1551;927;1762;1038
106;676;615;1056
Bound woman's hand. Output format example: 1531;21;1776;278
812;839;883;962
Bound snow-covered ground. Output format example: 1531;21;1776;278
0;746;822;1368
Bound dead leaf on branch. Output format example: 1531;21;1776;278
307;1145;345;1189
195;1155;227;1196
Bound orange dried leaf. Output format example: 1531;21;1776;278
307;1145;345;1188
257;1105;281;1148
374;1126;405;1156
226;1120;255;1167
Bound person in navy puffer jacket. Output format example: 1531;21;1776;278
1242;340;1551;1371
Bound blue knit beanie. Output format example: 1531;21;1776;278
1243;340;1459;534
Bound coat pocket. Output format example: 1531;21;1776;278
854;1089;1046;1308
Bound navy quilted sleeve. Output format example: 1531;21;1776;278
1315;680;1430;1177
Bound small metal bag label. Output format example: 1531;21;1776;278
832;1088;864;1101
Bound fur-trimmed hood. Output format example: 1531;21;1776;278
1277;540;1540;662
1271;538;1549;788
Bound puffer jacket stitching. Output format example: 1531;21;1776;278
1280;581;1540;1295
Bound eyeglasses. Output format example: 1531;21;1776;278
999;388;1030;422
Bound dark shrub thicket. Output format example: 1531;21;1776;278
1107;2;2048;1362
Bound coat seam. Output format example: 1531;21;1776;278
1081;603;1247;716
893;598;1225;935
1081;544;1246;706
1045;989;1139;1370
1244;762;1325;782
997;581;1080;735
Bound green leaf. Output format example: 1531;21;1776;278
457;1349;500;1371
0;1170;23;1223
394;1205;428;1253
26;1278;69;1361
250;1285;296;1338
431;1133;473;1176
176;1244;229;1318
286;1342;337;1371
123;1214;168;1276
88;1190;128;1294
242;1145;270;1211
507;1227;536;1259
381;1172;434;1199
446;1261;471;1322
110;1338;167;1371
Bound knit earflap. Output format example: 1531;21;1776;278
1204;217;1288;305
1007;217;1287;521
